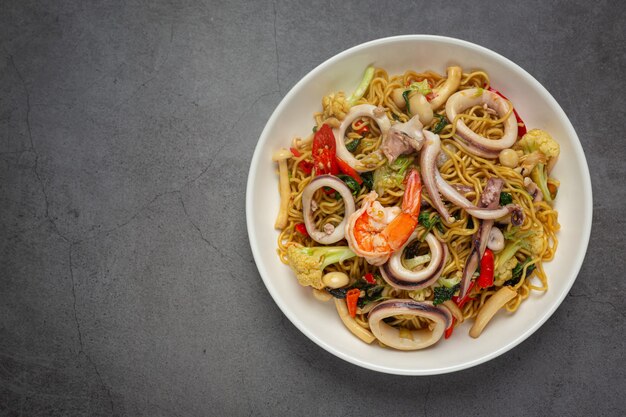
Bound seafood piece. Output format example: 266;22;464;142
381;115;424;163
368;300;453;350
345;169;422;265
445;88;518;156
333;104;391;172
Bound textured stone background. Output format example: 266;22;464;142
1;0;625;416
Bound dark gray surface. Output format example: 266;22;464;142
1;0;625;416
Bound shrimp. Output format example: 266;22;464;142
345;168;422;265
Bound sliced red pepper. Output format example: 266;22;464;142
445;281;476;339
353;119;370;136
445;318;456;339
336;157;363;185
299;161;313;175
311;124;339;175
363;273;376;285
486;86;527;138
294;223;308;237
453;281;476;309
446;280;479;340
345;288;361;318
476;248;495;288
290;147;313;175
289;147;301;157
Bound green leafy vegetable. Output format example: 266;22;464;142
337;174;361;196
361;171;373;191
345;138;361;153
327;288;347;299
357;284;385;308
389;155;413;175
499;192;513;206
418;211;445;238
312;125;318;133
403;239;422;259
402;90;411;113
504;258;536;287
431;114;448;134
433;284;460;305
372;155;414;195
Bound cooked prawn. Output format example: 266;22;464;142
345;168;422;265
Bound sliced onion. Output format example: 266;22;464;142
368;299;452;350
333;104;391;172
302;175;355;244
380;232;448;290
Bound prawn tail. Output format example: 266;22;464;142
382;213;418;251
401;168;422;217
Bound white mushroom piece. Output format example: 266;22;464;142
333;104;391;172
334;298;375;344
301;175;356;244
428;66;463;110
272;148;293;229
390;66;462;126
445;88;518;158
469;286;517;338
368;300;453;350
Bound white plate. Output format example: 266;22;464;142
246;35;592;375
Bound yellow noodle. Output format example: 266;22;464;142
275;67;560;340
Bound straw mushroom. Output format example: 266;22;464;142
273;148;293;229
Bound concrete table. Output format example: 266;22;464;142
1;1;624;416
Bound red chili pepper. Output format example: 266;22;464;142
294;223;308;237
445;318;455;339
299;161;313;175
353;119;370;135
336;157;363;185
476;249;495;288
311;124;339;175
290;147;313;174
452;281;476;309
290;147;301;157
363;273;376;284
486;86;527;138
345;288;361;318
446;281;478;340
